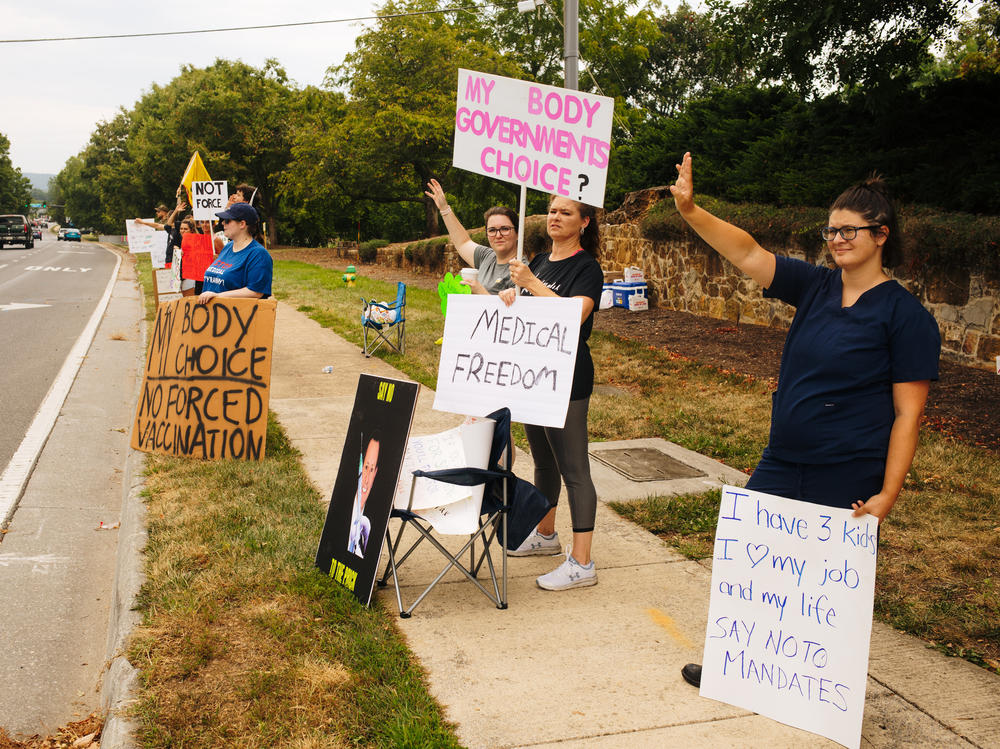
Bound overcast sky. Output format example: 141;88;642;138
0;0;384;176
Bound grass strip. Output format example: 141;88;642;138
128;256;461;748
274;255;1000;675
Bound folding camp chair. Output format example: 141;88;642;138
362;281;406;357
377;408;552;618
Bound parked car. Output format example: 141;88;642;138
0;214;34;248
58;227;81;242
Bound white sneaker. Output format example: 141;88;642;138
536;549;597;591
509;529;561;557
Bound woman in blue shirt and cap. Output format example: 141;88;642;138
671;152;940;688
198;202;273;304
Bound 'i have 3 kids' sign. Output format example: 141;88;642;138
453;69;614;208
702;486;879;749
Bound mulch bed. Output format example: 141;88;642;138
272;249;999;453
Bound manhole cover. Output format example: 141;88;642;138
590;447;707;482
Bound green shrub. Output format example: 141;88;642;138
358;238;388;263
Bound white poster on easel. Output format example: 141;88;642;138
433;294;581;428
453;69;614;208
700;486;879;749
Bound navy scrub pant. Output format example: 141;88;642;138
746;449;886;510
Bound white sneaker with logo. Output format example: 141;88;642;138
536;549;597;591
509;529;561;557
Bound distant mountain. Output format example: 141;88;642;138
24;172;56;191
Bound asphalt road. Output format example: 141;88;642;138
0;236;119;475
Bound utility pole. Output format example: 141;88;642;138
564;0;579;90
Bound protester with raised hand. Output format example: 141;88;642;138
198;202;272;304
425;178;517;294
498;196;604;591
134;188;187;266
670;151;940;688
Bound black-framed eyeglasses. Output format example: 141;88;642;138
821;224;881;241
486;226;514;236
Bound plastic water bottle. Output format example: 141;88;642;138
322;366;333;374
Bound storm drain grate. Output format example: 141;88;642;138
589;447;707;482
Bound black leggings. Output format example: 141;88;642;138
524;397;598;533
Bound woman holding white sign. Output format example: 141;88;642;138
671;152;940;688
499;196;604;591
425;178;517;294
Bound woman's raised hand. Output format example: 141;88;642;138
424;179;450;212
669;152;695;214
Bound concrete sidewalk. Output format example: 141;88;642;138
270;302;1000;749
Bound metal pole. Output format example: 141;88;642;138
516;183;527;262
564;0;579;91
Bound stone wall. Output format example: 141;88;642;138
600;221;1000;370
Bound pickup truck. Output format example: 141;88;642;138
0;214;34;249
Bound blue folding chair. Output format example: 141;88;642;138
361;281;406;358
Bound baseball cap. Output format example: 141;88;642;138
216;202;259;224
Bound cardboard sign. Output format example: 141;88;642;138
125;219;159;254
433;294;581;428
701;486;879;749
315;375;420;606
453;69;614;208
131;297;276;460
192;180;228;221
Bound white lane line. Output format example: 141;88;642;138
0;248;122;529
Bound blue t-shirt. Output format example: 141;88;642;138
763;255;940;463
202;239;273;297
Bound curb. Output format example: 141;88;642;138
100;263;147;748
100;446;146;748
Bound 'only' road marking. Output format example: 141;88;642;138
24;266;92;273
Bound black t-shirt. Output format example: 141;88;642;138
521;250;604;400
165;215;182;265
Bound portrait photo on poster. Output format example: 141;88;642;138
315;375;419;606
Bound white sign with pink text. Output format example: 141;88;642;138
452;69;614;208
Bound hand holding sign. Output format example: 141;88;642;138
701;486;878;749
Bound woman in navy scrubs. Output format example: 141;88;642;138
198;202;273;304
672;152;940;688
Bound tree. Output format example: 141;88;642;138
642;3;751;117
711;0;973;93
0;132;32;214
921;0;1000;81
311;0;521;238
54;59;303;238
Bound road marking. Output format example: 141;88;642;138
0;248;121;529
24;266;92;273
0;302;51;312
646;607;695;648
56;250;96;254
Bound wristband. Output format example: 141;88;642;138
440;207;452;216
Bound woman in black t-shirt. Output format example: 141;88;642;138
499;196;604;591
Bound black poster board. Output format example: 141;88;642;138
315;374;419;605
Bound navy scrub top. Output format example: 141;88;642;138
763;255;940;464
